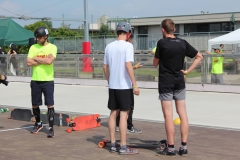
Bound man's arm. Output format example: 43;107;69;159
26;57;39;66
126;62;139;96
205;51;211;54
103;64;109;82
33;54;55;65
181;52;203;75
153;58;159;67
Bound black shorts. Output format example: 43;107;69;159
108;89;134;111
30;81;54;106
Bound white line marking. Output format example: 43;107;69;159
0;124;48;132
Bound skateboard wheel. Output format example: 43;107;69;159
66;118;71;123
66;128;72;133
96;117;101;123
98;141;105;148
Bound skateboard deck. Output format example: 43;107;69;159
98;139;167;150
40;112;69;126
66;114;101;132
9;108;34;121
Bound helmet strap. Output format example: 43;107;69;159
126;33;132;41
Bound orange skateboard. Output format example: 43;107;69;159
66;114;101;133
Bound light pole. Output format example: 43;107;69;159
84;0;89;41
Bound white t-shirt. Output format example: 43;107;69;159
104;40;134;89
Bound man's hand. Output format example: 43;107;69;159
48;54;53;58
180;70;188;75
134;62;142;69
133;87;140;96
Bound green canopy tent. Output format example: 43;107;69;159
0;18;54;46
0;18;34;46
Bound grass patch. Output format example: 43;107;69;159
186;71;201;78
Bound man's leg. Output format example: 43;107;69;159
175;100;188;143
43;81;55;138
30;81;43;134
161;101;174;145
127;109;133;129
119;110;129;146
108;109;119;143
175;100;189;156
116;111;120;131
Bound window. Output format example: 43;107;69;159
209;23;221;32
222;23;231;31
175;24;179;34
184;24;197;33
138;26;148;36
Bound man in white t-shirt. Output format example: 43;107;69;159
103;22;140;155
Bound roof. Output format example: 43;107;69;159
0;18;34;46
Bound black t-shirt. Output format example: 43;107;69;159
155;37;198;84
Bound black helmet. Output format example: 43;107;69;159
34;27;49;37
116;22;132;33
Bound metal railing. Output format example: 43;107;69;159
1;54;240;85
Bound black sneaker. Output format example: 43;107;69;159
179;147;188;156
47;127;54;138
156;148;176;157
31;122;43;134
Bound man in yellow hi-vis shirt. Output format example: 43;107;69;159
206;46;224;84
26;26;57;138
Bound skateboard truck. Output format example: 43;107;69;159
96;117;101;123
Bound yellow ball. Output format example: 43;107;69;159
173;118;181;125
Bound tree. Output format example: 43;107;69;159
24;21;52;35
99;24;114;36
51;28;78;37
41;20;53;28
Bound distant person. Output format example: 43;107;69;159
26;26;57;138
220;44;224;53
116;33;142;134
103;22;139;155
205;47;224;84
7;43;18;75
153;18;203;157
151;46;156;55
0;47;7;74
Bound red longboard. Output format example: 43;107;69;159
66;114;101;133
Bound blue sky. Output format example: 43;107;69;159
0;0;240;29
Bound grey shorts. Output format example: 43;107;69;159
159;88;186;101
211;74;223;84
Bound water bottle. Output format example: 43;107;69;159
59;114;63;126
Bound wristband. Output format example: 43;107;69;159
133;86;138;88
134;65;138;69
185;70;188;75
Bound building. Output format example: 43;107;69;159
128;12;240;51
130;12;240;36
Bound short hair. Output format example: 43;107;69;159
161;19;175;34
117;30;127;36
220;44;224;47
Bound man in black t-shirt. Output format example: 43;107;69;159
153;19;203;157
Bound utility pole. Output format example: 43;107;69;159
91;15;93;36
62;14;64;27
84;0;89;41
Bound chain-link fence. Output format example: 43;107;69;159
52;31;234;54
1;54;240;85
